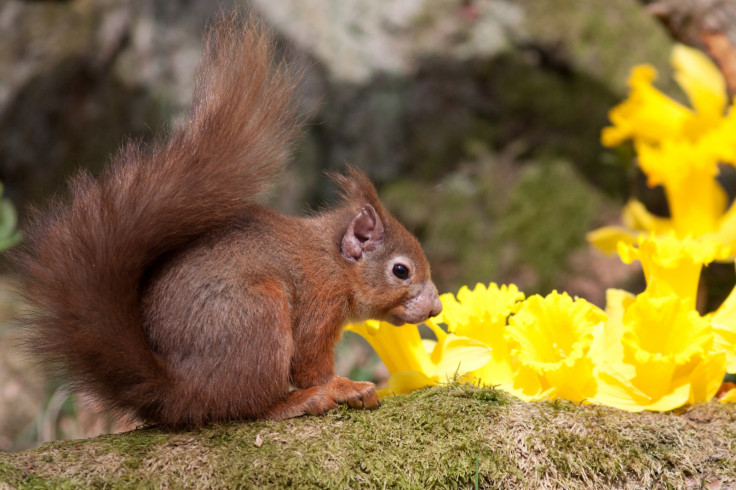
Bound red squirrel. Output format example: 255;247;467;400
12;15;442;428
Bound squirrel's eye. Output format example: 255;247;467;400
392;263;410;280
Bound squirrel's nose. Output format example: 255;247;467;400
429;295;443;318
423;281;442;318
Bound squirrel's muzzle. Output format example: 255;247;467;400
386;281;442;326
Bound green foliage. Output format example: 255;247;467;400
382;153;601;295
499;160;599;293
0;183;20;252
381;159;499;293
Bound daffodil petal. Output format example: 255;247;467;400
586;226;639;255
432;335;492;380
345;320;435;375
594;362;691;412
426;320;447;345
542;356;598;402
664;170;727;235
500;365;554;402
686;352;726;404
626;354;678;401
470;358;514;387
672;44;726;119
378;371;439;398
644;382;691;411
621;199;674;233
617;233;730;301
507;292;605;369
711;283;736;372
622;292;712;366
602;65;692;147
604;288;636;325
427;282;521;388
436;283;524;332
711;198;736;256
592;371;649;412
503;292;604;403
421;338;437;355
719;387;736;403
430;292;464;329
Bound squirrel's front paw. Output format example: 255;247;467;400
302;393;338;416
330;377;379;410
266;377;379;420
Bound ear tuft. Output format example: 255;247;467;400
328;165;383;215
341;204;384;261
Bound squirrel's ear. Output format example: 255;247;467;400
341;204;384;261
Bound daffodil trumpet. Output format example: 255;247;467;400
589;44;736;254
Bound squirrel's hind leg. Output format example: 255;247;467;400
145;276;295;424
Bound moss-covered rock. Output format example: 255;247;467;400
2;384;735;488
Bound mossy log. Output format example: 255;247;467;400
1;384;735;488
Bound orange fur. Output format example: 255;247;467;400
12;14;441;428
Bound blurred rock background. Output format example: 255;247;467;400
0;0;674;450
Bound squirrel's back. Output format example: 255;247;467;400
12;14;302;426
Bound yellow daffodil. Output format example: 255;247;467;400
503;291;606;402
345;320;430;375
601;64;692;148
719;385;736;403
377;371;439;397
589;288;635;366
589;43;736;251
434;282;525;328
344;45;736;411
617;233;730;302
592;291;725;411
430;283;525;386
707;281;736;373
344;319;492;398
635;139;728;236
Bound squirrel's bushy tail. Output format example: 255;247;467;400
12;14;301;426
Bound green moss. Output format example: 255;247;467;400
516;0;675;95
3;384;736;488
97;428;169;471
498;160;600;293
381;170;500;292
383;155;602;294
202;386;512;488
0;459;50;488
